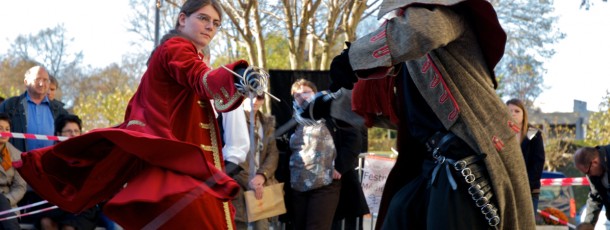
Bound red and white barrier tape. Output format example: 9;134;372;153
537;209;576;229
541;177;589;186
0;206;58;221
0;200;48;216
0;132;68;142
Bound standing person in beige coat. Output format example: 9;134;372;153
0;112;27;230
232;94;280;230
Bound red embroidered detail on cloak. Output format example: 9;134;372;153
508;120;520;133
421;54;460;121
370;30;387;42
492;136;505;152
373;45;391;59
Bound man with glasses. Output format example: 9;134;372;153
574;146;610;224
0;65;68;151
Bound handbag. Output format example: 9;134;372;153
244;182;287;222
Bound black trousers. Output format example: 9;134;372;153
292;180;341;230
381;159;489;230
0;195;20;230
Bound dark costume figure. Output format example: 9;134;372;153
328;0;535;229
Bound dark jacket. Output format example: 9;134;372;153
332;121;370;220
520;127;545;193
0;92;68;151
584;145;610;224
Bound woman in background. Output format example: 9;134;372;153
507;98;546;212
0;112;26;230
289;79;341;230
38;114;101;230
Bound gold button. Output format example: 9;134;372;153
200;122;210;129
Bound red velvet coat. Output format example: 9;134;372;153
15;37;247;230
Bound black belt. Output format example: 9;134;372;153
426;131;500;228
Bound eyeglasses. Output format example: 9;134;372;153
585;161;593;175
293;91;313;99
195;14;221;29
34;78;50;84
61;129;81;135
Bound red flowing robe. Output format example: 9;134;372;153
15;37;246;229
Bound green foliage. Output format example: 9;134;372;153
543;123;576;171
73;85;134;131
585;91;610;146
265;33;291;70
0;87;21;100
0;57;39;97
368;127;397;152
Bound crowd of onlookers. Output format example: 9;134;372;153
0;65;371;230
0;65;115;230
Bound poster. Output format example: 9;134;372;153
361;154;396;215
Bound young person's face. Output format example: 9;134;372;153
179;5;220;51
507;104;524;125
48;83;57;100
293;85;314;107
0;120;10;145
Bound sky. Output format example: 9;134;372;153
0;0;135;68
1;0;609;113
536;0;610;113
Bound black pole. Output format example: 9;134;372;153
154;0;161;48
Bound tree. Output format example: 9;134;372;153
7;24;85;104
492;0;565;106
276;0;377;70
580;0;608;10
127;0;180;53
585;90;610;146
72;64;139;130
542;124;576;171
0;57;39;98
8;24;83;81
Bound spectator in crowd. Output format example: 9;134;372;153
13;0;267;229
38;114;100;230
0;112;27;230
48;76;65;109
289;79;341;230
507;98;545;212
574;146;610;225
231;94;280;229
55;114;82;138
0;65;68;152
48;75;58;101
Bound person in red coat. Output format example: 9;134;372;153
13;0;267;229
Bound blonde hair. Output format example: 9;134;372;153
290;79;317;96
